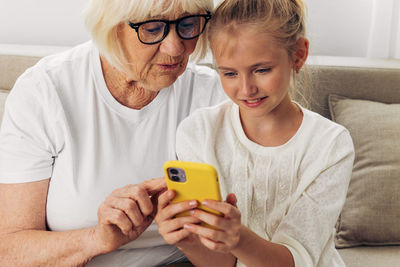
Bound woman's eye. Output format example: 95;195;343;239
256;68;272;74
141;22;164;35
180;22;194;29
145;27;163;34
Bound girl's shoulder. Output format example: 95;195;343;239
298;105;353;149
301;105;348;134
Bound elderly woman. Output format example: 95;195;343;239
0;0;225;266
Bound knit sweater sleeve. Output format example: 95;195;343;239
272;129;355;266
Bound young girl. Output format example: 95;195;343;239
156;0;355;266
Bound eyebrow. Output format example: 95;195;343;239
147;12;192;21
218;62;274;71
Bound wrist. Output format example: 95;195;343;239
84;227;107;257
231;225;248;255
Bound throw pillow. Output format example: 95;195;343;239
0;91;9;125
329;94;400;248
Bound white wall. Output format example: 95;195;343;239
0;0;397;59
0;0;90;46
306;0;374;57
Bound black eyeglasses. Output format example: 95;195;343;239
128;12;211;45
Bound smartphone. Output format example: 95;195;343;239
163;160;222;218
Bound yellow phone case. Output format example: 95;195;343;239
163;160;222;217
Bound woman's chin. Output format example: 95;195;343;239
152;72;184;90
146;76;180;91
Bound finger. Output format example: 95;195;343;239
148;189;163;221
159;216;201;235
183;223;225;243
157;190;176;211
190;208;235;231
198;235;227;252
127;185;155;216
163;200;198;222
163;228;192;245
225;193;237;207
108;197;145;227
103;207;134;236
142;177;167;196
202;199;240;219
135;212;156;234
111;185;154;217
158;199;198;222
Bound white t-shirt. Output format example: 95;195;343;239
176;100;355;267
0;41;226;266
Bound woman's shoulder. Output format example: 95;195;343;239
173;64;227;112
14;42;95;86
7;42;97;113
178;100;232;133
185;63;219;77
32;41;95;72
177;63;221;89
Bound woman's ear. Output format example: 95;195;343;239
293;37;309;73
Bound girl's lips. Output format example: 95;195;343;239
241;96;268;108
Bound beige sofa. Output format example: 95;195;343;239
1;48;399;266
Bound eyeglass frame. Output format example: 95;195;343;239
128;11;212;45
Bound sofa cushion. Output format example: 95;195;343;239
0;54;41;92
294;65;400;119
338;246;400;267
0;90;8;125
328;94;400;247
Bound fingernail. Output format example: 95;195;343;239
184;224;192;229
168;190;174;197
202;200;209;206
189;200;197;207
190;210;195;215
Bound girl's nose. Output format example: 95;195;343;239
240;76;258;97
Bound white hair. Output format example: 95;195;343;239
84;0;214;72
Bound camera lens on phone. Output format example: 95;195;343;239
171;176;180;182
170;168;179;175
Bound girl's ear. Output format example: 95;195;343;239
293;37;309;73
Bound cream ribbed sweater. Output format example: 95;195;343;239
176;100;354;267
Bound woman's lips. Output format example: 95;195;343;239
241;96;268;108
157;63;179;70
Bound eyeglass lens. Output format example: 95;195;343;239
138;16;206;44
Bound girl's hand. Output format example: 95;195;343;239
155;190;202;246
183;193;241;253
94;178;166;254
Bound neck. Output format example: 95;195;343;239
100;56;158;110
239;96;303;147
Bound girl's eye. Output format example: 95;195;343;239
222;72;237;77
256;68;272;74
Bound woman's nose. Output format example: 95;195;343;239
159;27;185;57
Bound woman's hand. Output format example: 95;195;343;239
93;178;166;254
155;190;202;247
183;193;242;253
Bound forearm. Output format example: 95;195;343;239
178;240;236;267
0;227;102;267
232;226;294;267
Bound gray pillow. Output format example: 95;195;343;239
0;91;9;126
328;94;400;248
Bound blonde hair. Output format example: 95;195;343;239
209;0;306;59
208;0;310;106
84;0;213;72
